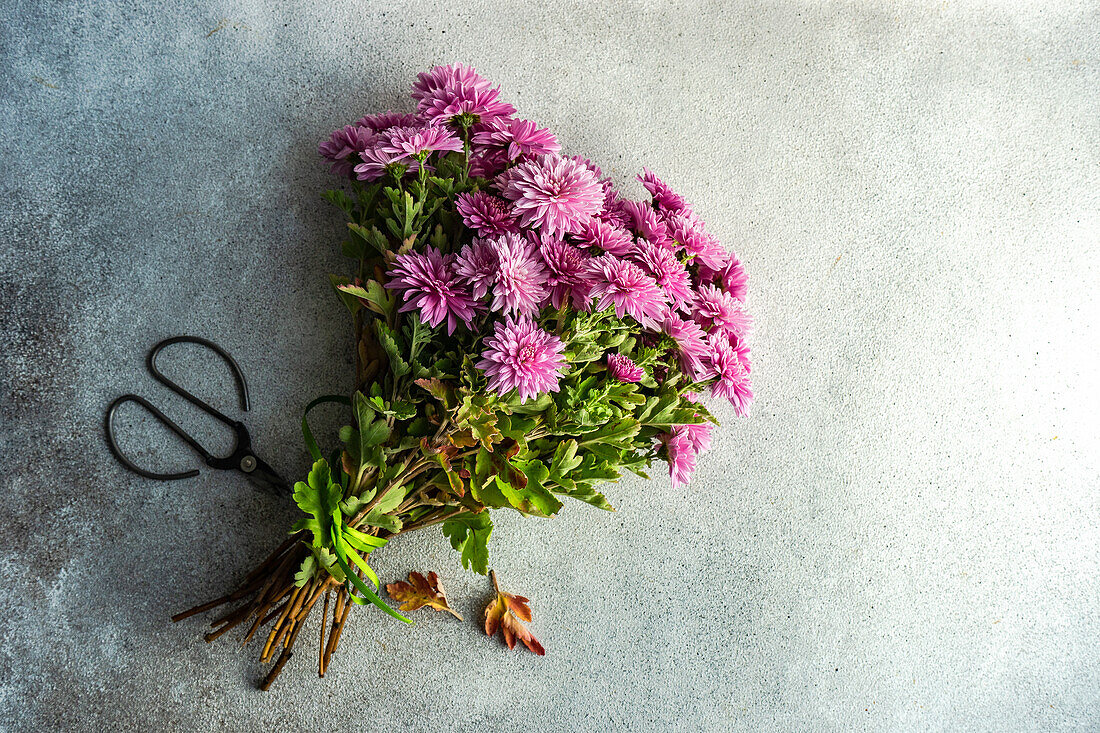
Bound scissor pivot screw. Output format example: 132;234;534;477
240;455;257;473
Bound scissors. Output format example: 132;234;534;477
105;335;290;494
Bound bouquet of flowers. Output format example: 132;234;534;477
176;64;753;688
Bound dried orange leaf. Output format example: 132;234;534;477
385;571;463;620
482;570;545;656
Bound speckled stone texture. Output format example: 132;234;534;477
1;1;1097;730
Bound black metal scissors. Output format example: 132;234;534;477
105;335;290;494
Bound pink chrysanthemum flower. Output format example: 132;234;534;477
606;353;644;383
356;111;422;132
379;125;463;157
666;211;729;271
497;154;605;238
536;235;593;310
630;239;693;312
706;334;753;416
638;168;689;213
487;233;548;317
661;313;710;380
473;118;560;161
574;218;634;256
455;191;519;237
411;64;516;125
680;393;715;454
699;251;749;303
587;255;668;328
454;238;499;300
621;200;674;248
476;316;567;403
690;231;730;272
319;125;377;177
353;146;420;182
693;284;753;339
569;156;630;229
468;148;510;179
384;247;477;334
660;427;698;488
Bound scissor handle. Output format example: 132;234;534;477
147;336;250;427
105;394;208;480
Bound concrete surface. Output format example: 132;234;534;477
1;1;1098;730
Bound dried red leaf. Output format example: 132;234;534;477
482;570;545;656
385;571;463;620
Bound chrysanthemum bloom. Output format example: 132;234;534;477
356;111;422;132
693;284;753;339
606;353;644;383
587;255;668;328
497;154;605;238
411;64;516;125
659;427;698;488
665;211;728;271
680;393;715;453
661;313;710;380
706;334;753;417
473;118;560;160
454;238;499;300
455;191;519;237
476;316;567;403
536;235;593;310
319;125;377;177
621;200;674;248
468;148;510;179
569;156;630;229
639;168;689;213
574;218;634;256
630;239;694;312
379;125;463;158
487;233;548;317
699;251;749;303
353;146;419;182
384;247;477;334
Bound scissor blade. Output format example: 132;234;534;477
244;455;292;495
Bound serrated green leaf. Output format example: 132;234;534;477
354;392;392;453
441;512;493;575
549;439;583;476
554;483;616;511
376;321;410;377
294;554;317;587
577;419;641;447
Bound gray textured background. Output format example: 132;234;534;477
2;1;1098;730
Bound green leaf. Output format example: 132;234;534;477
329;275;363;315
360;512;402;532
335;279;394;320
442;512;493;575
339;491;372;516
549;439;583;476
354;391;392;452
497;461;562;517
415;377;456;409
404;313;433;363
371;483;407;515
322;188;354;216
554;483;616;511
376;321;410;377
292;458;343;547
578;419;641;447
347;222;390;256
316;547;345;582
294;554;317;587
